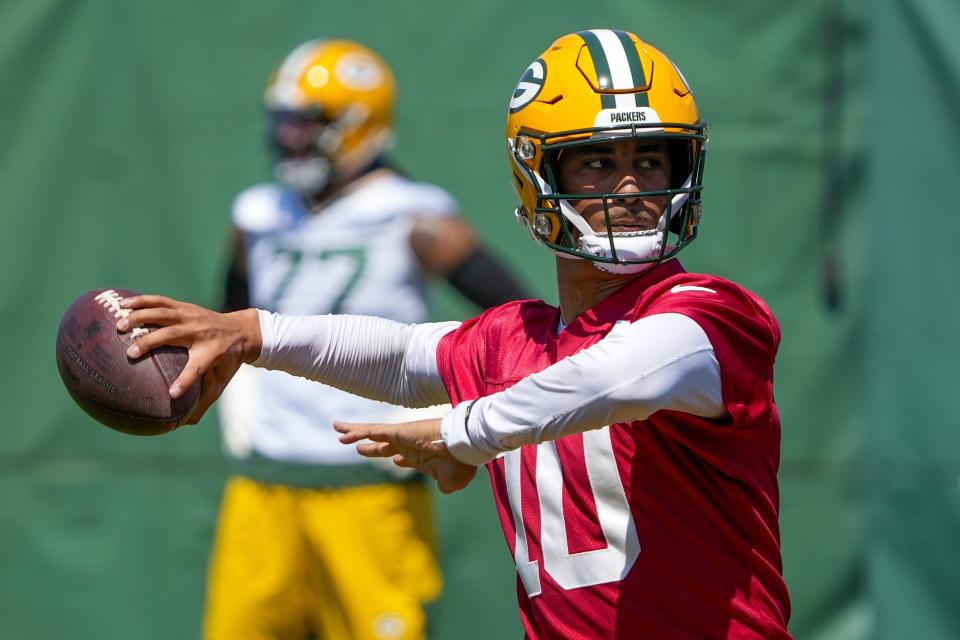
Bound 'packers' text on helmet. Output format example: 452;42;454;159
265;39;395;196
507;30;708;273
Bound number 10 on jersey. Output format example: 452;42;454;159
503;427;640;596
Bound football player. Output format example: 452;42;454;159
120;30;792;639
206;39;527;640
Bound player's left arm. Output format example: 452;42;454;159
336;312;724;473
410;215;529;309
436;312;725;466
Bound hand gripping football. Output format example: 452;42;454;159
55;288;201;435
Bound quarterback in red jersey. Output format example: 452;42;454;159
118;29;791;640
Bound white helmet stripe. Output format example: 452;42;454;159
266;39;326;109
589;29;637;110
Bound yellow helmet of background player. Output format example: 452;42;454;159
265;39;395;195
506;30;708;273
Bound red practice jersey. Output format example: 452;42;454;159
436;260;791;639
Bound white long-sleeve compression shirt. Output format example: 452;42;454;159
253;310;724;466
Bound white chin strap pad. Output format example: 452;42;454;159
276;157;332;195
558;198;665;273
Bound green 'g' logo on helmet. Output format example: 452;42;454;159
509;59;546;113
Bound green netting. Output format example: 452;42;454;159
864;1;960;639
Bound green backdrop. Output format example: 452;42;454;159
1;1;958;638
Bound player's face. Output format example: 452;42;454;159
556;138;671;233
271;111;330;160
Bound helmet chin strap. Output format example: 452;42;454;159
563;197;665;274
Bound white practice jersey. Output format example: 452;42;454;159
221;169;457;466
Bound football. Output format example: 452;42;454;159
55;288;202;435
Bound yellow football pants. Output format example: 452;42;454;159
204;476;442;640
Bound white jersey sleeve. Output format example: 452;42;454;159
397;181;459;220
254;310;458;408
231;184;301;233
440;313;725;466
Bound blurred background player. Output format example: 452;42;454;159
205;39;528;640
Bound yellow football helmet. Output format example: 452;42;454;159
265;39;395;195
507;30;708;272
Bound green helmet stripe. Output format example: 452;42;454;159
576;30;616;109
613;30;649;108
